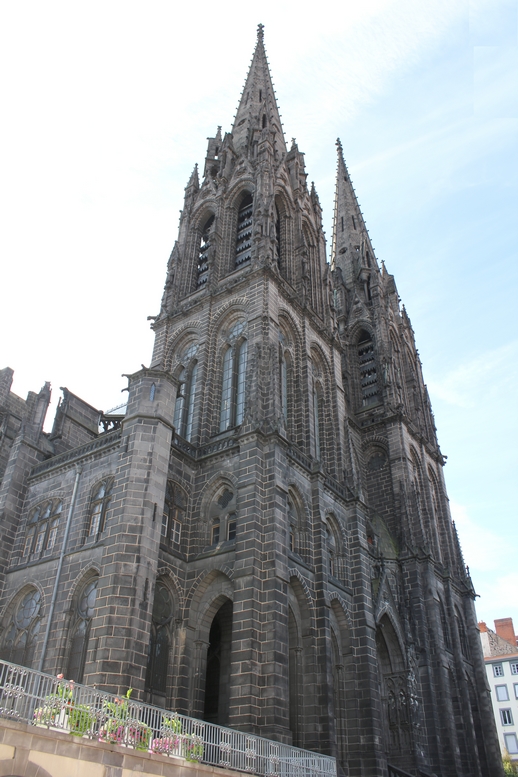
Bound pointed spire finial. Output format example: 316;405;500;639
186;163;199;190
232;27;286;154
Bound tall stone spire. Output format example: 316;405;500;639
331;139;377;284
232;24;286;156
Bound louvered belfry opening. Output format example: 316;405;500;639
197;215;214;287
358;330;379;406
235;193;253;267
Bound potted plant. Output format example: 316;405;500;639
33;674;74;731
151;713;183;755
98;688;150;750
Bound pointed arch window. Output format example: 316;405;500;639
455;607;471;659
288;495;309;563
198;214;214;288
235;193;253;267
146;581;174;698
357;330;379;407
161;481;186;549
275;205;282;267
173;344;199;442
87;480;112;539
280;347;288;420
219;322;247;432
67;577;98;682
208;488;237;548
439;597;451;651
23;500;63;559
326;526;336;577
0;588;42;668
313;381;323;460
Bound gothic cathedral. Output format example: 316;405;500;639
0;26;503;777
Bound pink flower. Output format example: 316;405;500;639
56;673;64;680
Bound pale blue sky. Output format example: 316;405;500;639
1;0;516;629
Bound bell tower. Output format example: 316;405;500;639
147;24;502;777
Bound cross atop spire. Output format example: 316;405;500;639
232;25;286;156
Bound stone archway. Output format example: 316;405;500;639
203;598;233;725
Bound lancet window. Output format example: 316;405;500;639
219;322;247;432
235;193;253;267
288;494;310;563
173;344;199;442
313;383;323;459
439;597;451;651
23;500;63;558
357;329;379;407
145;581;174;698
87;480;112;539
456;606;470;659
67;577;98;682
161;481;186;549
197;214;214;288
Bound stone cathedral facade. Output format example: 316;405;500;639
0;27;503;777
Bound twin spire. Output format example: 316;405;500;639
200;26;377;274
232;24;286;154
331;138;377;278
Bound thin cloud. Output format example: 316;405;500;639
451;501;504;572
428;341;518;408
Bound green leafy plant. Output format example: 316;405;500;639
184;734;204;762
68;703;94;737
503;750;518;776
98;688;151;750
151;713;183;755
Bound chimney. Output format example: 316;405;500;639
494;618;517;646
478;621;488;633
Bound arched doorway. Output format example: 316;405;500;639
203;599;233;725
376;615;412;771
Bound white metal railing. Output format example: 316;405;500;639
0;660;336;777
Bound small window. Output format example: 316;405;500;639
514;683;518;700
496;685;509;701
511;662;518;675
88;482;112;538
227;515;237;541
501;708;513;726
494;664;504;677
161;482;186;548
504;733;518;754
208;489;236;548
